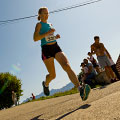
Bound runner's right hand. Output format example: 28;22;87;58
49;28;55;34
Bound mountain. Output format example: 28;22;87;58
22;82;74;103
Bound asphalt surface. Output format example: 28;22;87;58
0;81;120;120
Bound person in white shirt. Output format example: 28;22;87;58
87;52;100;74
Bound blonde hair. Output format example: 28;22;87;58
38;7;48;21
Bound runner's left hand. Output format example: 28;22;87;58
56;34;60;39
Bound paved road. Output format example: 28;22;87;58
0;81;120;120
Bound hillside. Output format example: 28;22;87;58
22;82;74;103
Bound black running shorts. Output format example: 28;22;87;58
41;42;62;61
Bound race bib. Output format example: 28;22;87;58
45;33;56;42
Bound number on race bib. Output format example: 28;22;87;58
45;34;56;42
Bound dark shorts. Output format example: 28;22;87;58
92;62;99;68
97;55;111;68
41;42;62;61
84;73;96;87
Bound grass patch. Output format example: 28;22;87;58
22;84;103;104
24;87;78;103
37;87;78;101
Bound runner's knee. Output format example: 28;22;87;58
49;73;56;79
62;63;71;72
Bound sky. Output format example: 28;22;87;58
0;0;120;103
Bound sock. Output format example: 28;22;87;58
44;81;49;87
78;85;83;92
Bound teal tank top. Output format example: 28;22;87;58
39;21;56;46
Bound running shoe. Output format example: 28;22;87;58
82;84;91;101
42;81;50;96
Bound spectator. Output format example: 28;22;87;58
91;36;114;81
105;51;120;81
12;91;17;106
31;93;35;100
81;62;88;74
83;59;96;87
87;52;101;74
80;62;88;85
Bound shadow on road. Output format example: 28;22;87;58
31;114;44;120
56;104;91;120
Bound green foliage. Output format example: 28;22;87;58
0;72;23;109
31;87;78;102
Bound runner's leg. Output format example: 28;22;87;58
43;57;56;87
55;52;80;88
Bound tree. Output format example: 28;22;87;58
0;72;23;109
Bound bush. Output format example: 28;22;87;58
0;72;23;109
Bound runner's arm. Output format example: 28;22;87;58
33;23;55;42
91;45;96;55
55;34;60;39
101;43;111;59
105;48;111;59
87;57;90;60
50;24;60;39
